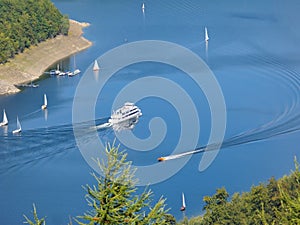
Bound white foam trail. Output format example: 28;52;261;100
95;122;112;130
162;148;205;161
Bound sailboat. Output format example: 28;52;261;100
41;94;47;110
142;3;145;11
180;193;186;211
0;109;8;126
69;54;81;76
205;27;209;42
93;60;100;71
12;117;22;134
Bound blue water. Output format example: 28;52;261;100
1;0;300;224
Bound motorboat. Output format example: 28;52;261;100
109;102;142;124
157;157;166;162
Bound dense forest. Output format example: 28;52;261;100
0;0;69;63
24;147;300;225
178;158;300;225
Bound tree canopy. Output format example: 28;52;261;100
24;143;175;225
0;0;69;63
77;143;173;225
178;157;300;225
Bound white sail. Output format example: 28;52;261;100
93;60;100;71
17;117;21;130
12;116;21;134
44;94;47;107
205;27;209;42
142;3;145;10
182;192;186;208
0;109;8;126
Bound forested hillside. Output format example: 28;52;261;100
178;158;300;225
0;0;69;63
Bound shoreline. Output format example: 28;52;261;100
0;19;92;95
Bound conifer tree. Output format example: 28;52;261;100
77;143;171;225
23;204;45;225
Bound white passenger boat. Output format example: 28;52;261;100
109;102;142;124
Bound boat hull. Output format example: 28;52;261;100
109;112;142;124
0;122;8;126
12;128;21;134
157;157;165;162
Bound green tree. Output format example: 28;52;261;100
0;0;70;63
23;204;45;225
201;187;230;224
76;143;171;225
277;158;300;224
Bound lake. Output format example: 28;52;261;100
1;0;300;224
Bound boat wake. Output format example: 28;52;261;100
0;113;144;174
95;122;112;130
159;50;300;162
0;118;111;174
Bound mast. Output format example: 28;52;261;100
17;116;21;130
44;94;47;107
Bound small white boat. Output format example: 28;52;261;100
180;193;186;211
73;69;81;75
142;3;145;11
58;71;67;76
69;55;81;76
93;60;100;71
49;69;60;76
16;81;39;88
66;71;74;76
109;102;142;125
205;27;209;42
41;94;47;110
12;117;22;134
0;109;8;126
49;64;61;76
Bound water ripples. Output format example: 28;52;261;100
162;43;300;160
1;41;300;172
0;118;110;174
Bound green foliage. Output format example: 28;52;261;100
23;204;46;225
76;143;172;225
0;0;69;63
178;157;300;225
